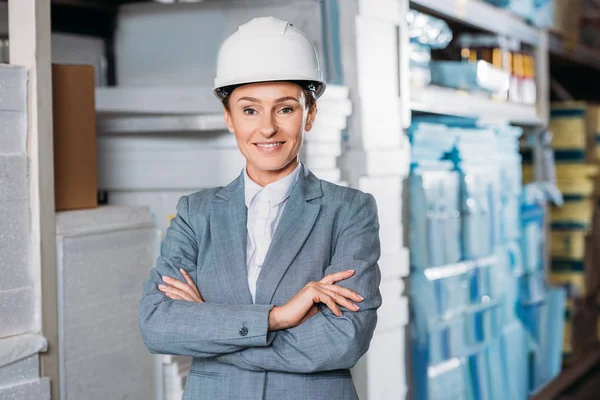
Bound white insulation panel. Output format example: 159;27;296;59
0;378;51;400
56;206;159;400
0;65;27;113
115;0;324;87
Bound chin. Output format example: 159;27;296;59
251;157;294;173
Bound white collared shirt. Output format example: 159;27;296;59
244;162;302;303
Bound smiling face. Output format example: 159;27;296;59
224;81;317;187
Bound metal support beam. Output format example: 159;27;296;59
8;1;58;399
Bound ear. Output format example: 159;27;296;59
304;104;318;132
224;107;235;134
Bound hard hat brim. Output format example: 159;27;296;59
213;76;326;100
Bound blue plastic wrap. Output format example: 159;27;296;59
501;321;529;400
520;190;546;273
427;358;474;400
407;10;453;49
461;168;496;259
518;270;546;305
484;0;535;20
426;359;476;400
409;116;533;400
532;0;553;28
409;165;461;270
410;42;432;86
519;287;566;394
430;61;510;94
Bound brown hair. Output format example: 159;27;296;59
221;82;317;112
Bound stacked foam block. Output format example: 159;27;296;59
55;206;159;399
336;2;410;399
301;85;351;185
0;65;51;398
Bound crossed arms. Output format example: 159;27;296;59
138;193;382;373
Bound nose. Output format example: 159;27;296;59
258;112;277;137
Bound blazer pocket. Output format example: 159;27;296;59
302;369;352;380
188;369;222;380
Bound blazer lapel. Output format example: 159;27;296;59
210;173;254;305
254;168;323;305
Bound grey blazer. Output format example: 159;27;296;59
138;167;382;400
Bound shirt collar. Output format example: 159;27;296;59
244;162;303;208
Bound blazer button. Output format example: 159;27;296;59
239;327;248;337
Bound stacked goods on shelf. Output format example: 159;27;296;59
407;9;534;106
407;10;453;87
454;34;535;104
580;0;600;49
0;65;50;398
550;0;600;50
534;102;600;361
551;0;581;45
518;185;567;389
584;104;600;356
409;117;564;399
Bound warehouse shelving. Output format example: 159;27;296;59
404;0;549;127
530;348;600;399
409;0;541;46
549;33;600;71
410;85;543;125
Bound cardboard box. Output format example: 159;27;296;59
552;0;581;45
52;64;97;211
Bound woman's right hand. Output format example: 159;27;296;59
268;270;364;332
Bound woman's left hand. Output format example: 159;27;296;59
158;268;204;303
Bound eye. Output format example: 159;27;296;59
279;106;294;114
243;108;257;115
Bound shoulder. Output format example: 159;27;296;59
174;187;222;217
186;187;221;206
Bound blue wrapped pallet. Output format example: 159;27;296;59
409;116;539;400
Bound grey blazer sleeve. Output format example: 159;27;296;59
214;193;382;373
138;196;275;358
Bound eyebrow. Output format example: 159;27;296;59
237;96;300;103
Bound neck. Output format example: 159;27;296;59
246;159;299;187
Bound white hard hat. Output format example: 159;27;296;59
213;16;326;99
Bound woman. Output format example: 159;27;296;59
138;16;382;400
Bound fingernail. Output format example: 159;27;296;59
354;305;360;310
162;276;170;281
358;295;364;301
180;268;186;274
158;284;167;290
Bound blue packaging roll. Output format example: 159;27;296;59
501;321;529;400
468;349;492;400
520;198;546;273
487;341;509;400
427;358;473;400
518;270;546;305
